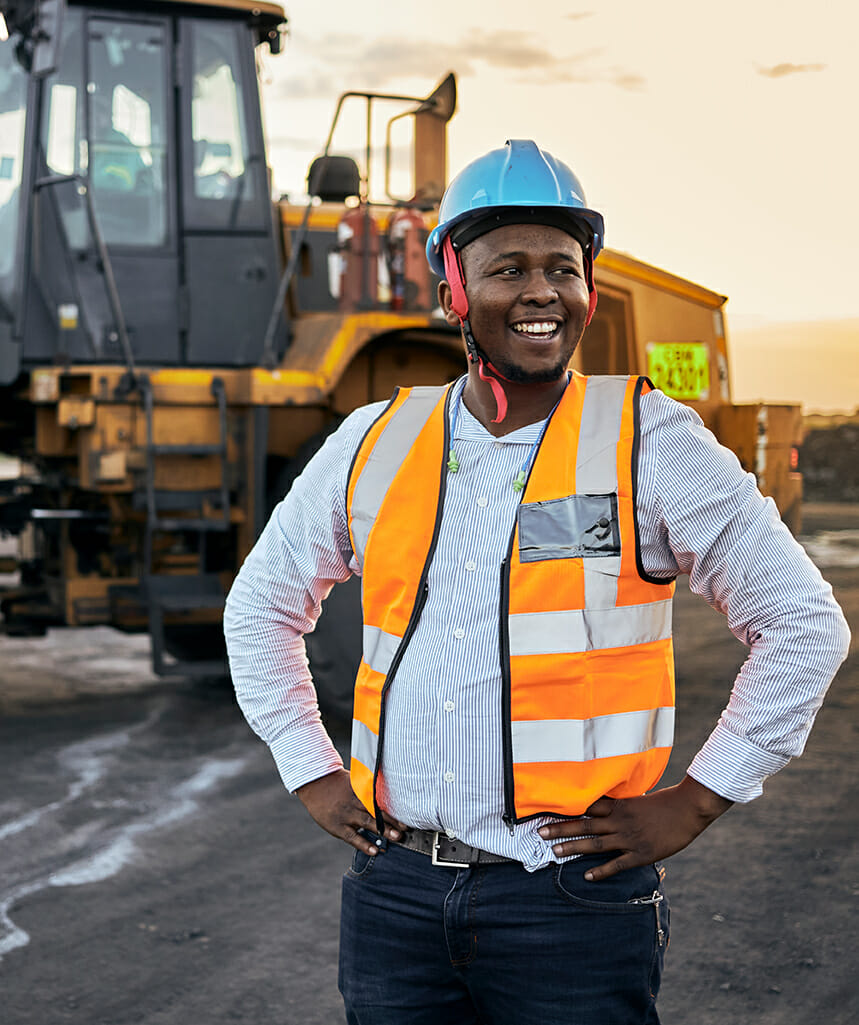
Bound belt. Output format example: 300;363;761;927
393;827;516;868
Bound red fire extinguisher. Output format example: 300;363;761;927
337;205;379;311
387;206;430;311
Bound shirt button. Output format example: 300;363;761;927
445;827;457;839
453;628;465;639
477;496;488;507
464;560;476;572
443;771;455;783
444;699;455;712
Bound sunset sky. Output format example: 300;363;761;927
259;0;858;411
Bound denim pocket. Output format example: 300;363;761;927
346;846;377;879
553;858;661;912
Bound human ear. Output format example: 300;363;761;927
438;281;462;329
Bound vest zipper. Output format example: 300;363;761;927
371;579;430;833
499;557;515;832
497;385;565;832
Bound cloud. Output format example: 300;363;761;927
757;62;826;79
608;70;646;91
275;29;644;100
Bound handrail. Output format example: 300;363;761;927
258;86;432;370
33;172;137;380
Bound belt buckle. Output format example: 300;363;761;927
431;830;470;868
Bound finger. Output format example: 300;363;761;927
548;833;621;859
583;796;618;817
344;822;386;856
582;853;634;882
380;812;408;839
538;816;603;840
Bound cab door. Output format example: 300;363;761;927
178;18;284;366
31;8;181;365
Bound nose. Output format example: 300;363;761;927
520;270;558;306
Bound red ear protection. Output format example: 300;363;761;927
584;249;597;326
442;236;469;319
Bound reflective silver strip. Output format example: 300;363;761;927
575;375;627;494
576;376;627;608
508;599;672;656
583;555;622;610
363;624;402;677
511;707;675;764
350;386;446;566
351;718;379;771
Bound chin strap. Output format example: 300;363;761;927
477;358;509;424
442;233;599;424
443;237;509;423
584;247;597;326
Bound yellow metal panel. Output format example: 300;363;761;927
318;313;435;384
58;397;96;428
279;203;435;232
597;250;727;309
149;369;216;388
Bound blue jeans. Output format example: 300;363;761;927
339;840;669;1025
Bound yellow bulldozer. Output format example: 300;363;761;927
0;0;802;709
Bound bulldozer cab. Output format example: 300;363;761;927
0;0;286;384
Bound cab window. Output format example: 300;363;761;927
86;18;169;246
183;20;266;229
0;31;28;301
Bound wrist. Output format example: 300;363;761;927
678;774;734;825
295;767;348;804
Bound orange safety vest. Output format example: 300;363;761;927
346;373;675;829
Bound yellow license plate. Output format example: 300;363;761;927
646;343;710;400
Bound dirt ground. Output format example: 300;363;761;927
0;502;856;1025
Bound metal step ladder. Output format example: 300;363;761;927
139;375;231;677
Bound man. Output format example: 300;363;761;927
224;140;849;1024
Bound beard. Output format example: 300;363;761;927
475;333;579;384
489;352;571;384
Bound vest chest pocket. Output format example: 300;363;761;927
518;493;620;563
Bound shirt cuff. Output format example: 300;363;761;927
686;721;790;803
269;721;345;793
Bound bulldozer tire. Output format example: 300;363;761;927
162;623;229;679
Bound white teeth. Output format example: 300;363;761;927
511;322;558;336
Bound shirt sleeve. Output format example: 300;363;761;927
223;403;386;793
637;390;851;802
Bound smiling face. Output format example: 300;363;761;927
441;223;591;384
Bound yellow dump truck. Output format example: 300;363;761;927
0;0;801;692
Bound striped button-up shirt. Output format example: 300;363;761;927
224;377;850;870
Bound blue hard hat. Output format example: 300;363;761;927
426;139;605;279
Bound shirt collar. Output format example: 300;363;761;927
450;376;551;445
